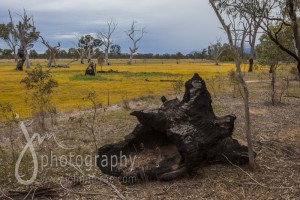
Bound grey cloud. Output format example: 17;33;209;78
0;0;226;54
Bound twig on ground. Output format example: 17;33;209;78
88;175;126;200
0;189;14;200
59;181;117;198
221;154;299;189
58;157;126;199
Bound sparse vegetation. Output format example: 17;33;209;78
20;65;58;131
83;90;102;153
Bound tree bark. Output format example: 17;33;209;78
287;0;300;80
248;24;258;72
235;60;255;169
47;57;52;67
128;52;133;65
13;50;18;63
25;51;30;69
249;58;254;72
105;49;109;65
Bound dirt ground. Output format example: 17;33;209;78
0;77;299;200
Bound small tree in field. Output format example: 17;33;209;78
208;38;225;65
256;33;289;105
172;80;184;99
83;91;102;153
20;66;58;131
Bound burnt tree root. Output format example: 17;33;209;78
97;73;253;182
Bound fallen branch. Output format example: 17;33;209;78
0;189;13;200
222;154;299;189
283;95;300;99
88;175;126;200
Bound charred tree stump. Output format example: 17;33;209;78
85;61;96;76
16;47;25;71
97;73;253;182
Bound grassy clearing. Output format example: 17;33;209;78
69;74;109;81
0;59;238;119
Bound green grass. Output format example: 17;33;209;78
121;71;182;77
69;74;109;81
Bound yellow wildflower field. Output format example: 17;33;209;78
0;59;237;119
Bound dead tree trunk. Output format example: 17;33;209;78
126;20;145;65
105;49;109;65
75;48;85;64
128;51;134;65
98;19;117;65
40;36;60;67
270;64;276;106
97;73;252;182
25;52;30;69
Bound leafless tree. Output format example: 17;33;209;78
125;20;146;65
98;19;117;65
209;0;256;169
40;36;60;67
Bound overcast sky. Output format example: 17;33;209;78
0;0;227;54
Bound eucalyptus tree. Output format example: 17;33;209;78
125;20;146;65
11;9;40;69
257;33;290;105
110;44;121;55
75;34;103;64
200;48;207;60
232;0;300;78
209;0;256;169
0;11;18;62
98;19;117;65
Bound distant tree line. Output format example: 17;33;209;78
0;45;239;62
